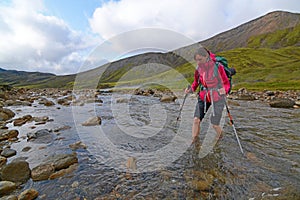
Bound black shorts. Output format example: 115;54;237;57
194;98;225;125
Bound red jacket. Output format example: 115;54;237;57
191;53;230;102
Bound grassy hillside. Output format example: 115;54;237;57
247;24;300;48
97;21;300;91
106;47;300;91
211;47;300;91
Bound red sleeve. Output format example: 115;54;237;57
218;65;230;94
191;70;199;92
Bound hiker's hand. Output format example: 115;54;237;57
218;88;226;95
185;87;192;94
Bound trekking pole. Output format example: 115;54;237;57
223;97;244;154
176;85;191;121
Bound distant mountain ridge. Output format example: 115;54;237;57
0;11;299;90
200;11;300;52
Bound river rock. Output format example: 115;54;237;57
53;125;71;132
0;195;17;200
264;90;275;96
4;100;32;107
18;188;39;200
126;157;137;170
69;141;87;150
57;98;70;105
13;114;32;126
0;108;15;121
0;129;18;141
44;153;78;171
82;116;101;126
185;170;214;191
294;101;300;106
0;181;16;196
159;94;177;102
116;98;129;103
31;153;78;181
237;94;256;101
1;148;17;158
31;164;55;181
32;116;49;123
38;98;55;106
49;163;78;180
134;88;155;96
269;98;295;108
0;156;7;167
27;129;54;144
0;160;31;185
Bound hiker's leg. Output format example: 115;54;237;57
192;117;201;139
193;99;208;141
211;99;225;140
212;124;222;139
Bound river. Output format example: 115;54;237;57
7;91;300;199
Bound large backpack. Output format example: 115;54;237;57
214;56;236;93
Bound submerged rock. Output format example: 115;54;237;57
82;116;101;126
27;129;54;144
18;188;39;200
31;164;55;181
31;153;78;181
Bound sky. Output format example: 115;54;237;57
0;0;299;75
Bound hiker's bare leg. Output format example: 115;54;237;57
213;124;222;140
192;117;201;141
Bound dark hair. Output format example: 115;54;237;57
194;47;210;60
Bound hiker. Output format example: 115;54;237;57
185;47;230;143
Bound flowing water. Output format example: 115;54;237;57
7;92;300;199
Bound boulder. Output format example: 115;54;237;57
269;98;295;108
0;160;31;185
0;108;15;121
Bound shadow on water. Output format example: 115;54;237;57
6;93;300;199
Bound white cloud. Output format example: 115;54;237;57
0;0;98;75
0;0;299;75
89;0;300;42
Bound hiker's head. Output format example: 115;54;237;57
194;48;210;64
